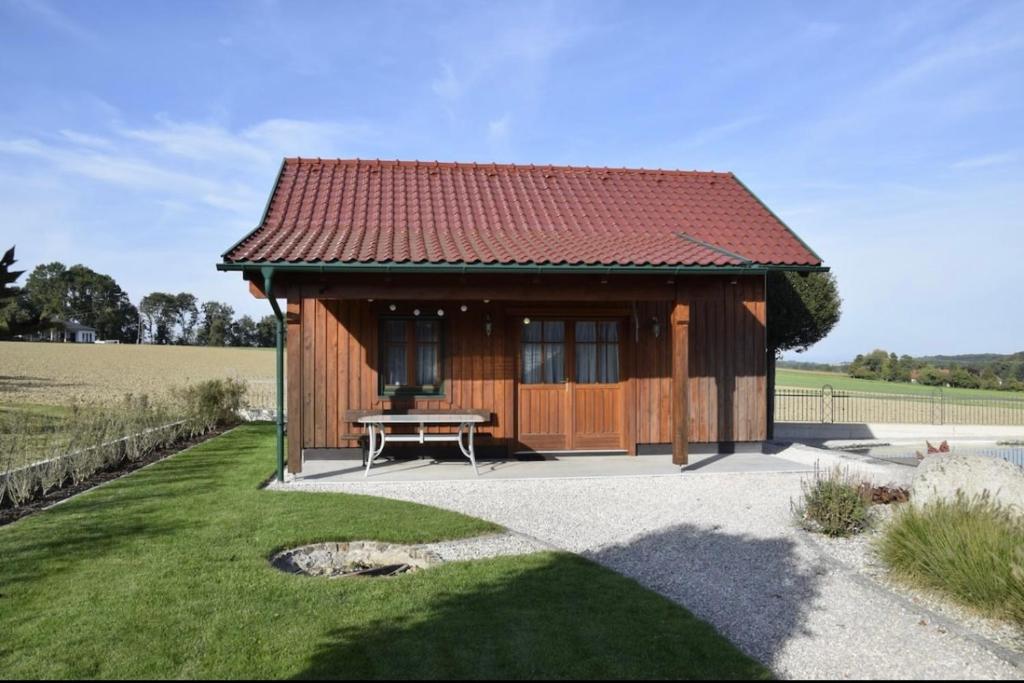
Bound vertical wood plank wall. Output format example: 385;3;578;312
286;275;766;471
632;276;767;445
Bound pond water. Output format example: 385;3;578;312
834;442;1024;468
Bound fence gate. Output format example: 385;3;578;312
821;384;834;424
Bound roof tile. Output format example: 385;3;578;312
223;159;821;267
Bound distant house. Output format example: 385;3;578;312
35;321;98;343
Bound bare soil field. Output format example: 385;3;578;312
0;341;275;408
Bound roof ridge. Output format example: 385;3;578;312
282;157;731;177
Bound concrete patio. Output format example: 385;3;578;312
291;449;814;483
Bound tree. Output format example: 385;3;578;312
0;246;42;338
172;293;199;345
766;270;842;436
24;262;69;321
767;271;842;355
22;262;138;342
896;354;916;382
917;365;946;387
884;352;900;382
1;246;23;304
949;366;979;389
255;315;277;348
230;315;258;347
63;265;138;342
197;301;235;346
139;292;179;344
138;291;201;344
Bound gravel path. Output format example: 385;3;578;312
420;531;551;561
272;471;1022;679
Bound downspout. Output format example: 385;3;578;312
261;267;286;482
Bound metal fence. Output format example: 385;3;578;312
775;384;1024;426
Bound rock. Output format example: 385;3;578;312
269;541;442;577
911;454;1024;513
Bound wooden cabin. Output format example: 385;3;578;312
219;159;825;478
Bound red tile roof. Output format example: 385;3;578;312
222;159;821;268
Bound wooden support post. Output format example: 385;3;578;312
671;287;690;466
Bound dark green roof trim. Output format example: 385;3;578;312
729;172;824;263
218;261;828;275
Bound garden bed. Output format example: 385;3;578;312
0;426;227;527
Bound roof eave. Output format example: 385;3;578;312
217;260;829;275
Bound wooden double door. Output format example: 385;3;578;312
516;318;625;451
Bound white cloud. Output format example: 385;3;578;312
950;152;1017;169
684;115;764;149
487;115;511;144
58;129;113;148
0;113;379;316
5;0;99;43
1;116;378;215
431;62;464;100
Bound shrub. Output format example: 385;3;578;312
793;466;873;537
879;495;1024;626
1;380;247;508
173;378;247;435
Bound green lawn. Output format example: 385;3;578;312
0;424;769;680
776;368;1024;400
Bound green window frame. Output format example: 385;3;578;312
378;317;445;396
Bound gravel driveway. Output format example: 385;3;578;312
274;468;1022;679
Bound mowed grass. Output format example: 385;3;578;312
776;368;1024;400
0;341;276;408
0;424;770;680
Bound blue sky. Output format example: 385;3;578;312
1;0;1021;361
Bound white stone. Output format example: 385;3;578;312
911;454;1024;513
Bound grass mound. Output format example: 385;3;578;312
878;495;1024;626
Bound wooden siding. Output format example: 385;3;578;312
285;275;766;472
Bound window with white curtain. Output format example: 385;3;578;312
575;321;619;383
380;318;443;395
521;320;565;384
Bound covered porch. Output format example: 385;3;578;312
290;445;810;483
251;270;770;480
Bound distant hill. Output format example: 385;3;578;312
777;359;847;372
916;352;1024;368
791;349;1024;392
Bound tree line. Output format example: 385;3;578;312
847;348;1024;392
0;254;275;347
